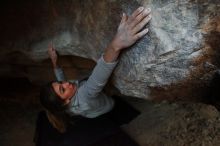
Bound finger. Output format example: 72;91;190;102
120;13;127;24
132;14;151;34
127;7;144;24
49;41;54;47
52;43;56;51
134;28;149;40
132;7;144;18
130;8;151;29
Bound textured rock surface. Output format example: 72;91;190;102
0;0;220;99
123;99;220;146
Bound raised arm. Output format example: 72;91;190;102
48;43;66;81
77;7;151;98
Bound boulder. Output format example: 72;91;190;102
0;0;220;99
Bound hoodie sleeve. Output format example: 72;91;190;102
76;55;118;99
54;68;66;81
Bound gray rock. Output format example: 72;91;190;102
0;0;219;99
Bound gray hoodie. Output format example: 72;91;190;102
55;55;118;118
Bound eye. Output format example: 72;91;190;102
61;87;65;94
59;85;65;94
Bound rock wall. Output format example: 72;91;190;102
0;0;220;100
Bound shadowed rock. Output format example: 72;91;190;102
0;0;219;99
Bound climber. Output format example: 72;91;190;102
36;6;152;146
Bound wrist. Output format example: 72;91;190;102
110;38;122;52
103;43;121;63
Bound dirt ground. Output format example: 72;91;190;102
0;87;220;146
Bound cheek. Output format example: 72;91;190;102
66;88;75;98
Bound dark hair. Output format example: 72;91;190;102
40;81;67;114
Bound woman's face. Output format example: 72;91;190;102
52;81;77;104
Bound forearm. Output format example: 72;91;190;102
48;44;65;81
51;57;66;81
77;55;118;98
54;67;66;81
103;42;121;63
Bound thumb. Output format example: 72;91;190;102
120;12;127;24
